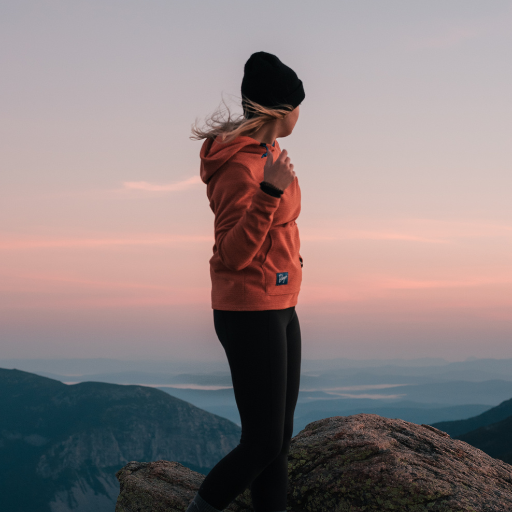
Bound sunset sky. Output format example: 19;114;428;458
1;1;511;362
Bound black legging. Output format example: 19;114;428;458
197;306;302;512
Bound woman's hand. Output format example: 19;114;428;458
263;149;296;191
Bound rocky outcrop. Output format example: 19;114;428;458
116;414;512;512
115;461;223;512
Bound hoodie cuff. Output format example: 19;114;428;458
260;181;283;198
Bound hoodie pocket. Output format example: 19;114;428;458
262;225;302;295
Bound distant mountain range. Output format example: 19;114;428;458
0;368;240;512
432;397;512;464
432;397;512;436
156;382;510;437
3;361;512;511
291;403;491;435
3;357;512;384
456;416;512;464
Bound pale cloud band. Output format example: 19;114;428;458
0;235;212;250
122;176;202;192
1;219;510;250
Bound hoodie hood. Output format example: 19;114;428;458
200;135;273;184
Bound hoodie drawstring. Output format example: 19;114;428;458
260;140;276;158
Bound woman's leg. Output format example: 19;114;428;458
192;306;299;512
249;307;302;511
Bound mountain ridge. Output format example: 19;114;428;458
456;415;512;464
432;397;512;436
0;367;241;512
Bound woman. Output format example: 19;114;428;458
187;51;305;512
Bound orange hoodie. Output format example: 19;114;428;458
200;135;302;311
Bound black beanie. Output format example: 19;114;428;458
241;51;305;119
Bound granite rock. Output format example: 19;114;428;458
115;413;512;512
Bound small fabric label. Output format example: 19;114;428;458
276;272;288;285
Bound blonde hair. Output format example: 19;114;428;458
190;95;294;144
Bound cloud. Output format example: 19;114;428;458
3;218;511;251
0;271;211;309
299;276;512;305
303;393;406;400
299;219;512;243
0;234;212;250
122;176;202;192
301;231;448;244
377;277;512;290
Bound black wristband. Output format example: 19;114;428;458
260;181;283;198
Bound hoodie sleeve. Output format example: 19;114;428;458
209;163;281;271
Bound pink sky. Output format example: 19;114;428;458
1;1;511;361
